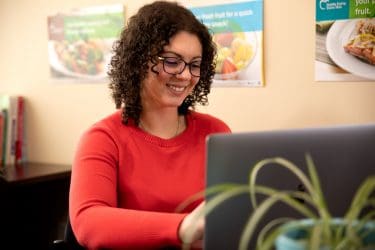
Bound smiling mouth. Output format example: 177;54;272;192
167;84;187;93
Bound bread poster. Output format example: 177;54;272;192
315;0;374;81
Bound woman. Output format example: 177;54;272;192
69;1;231;249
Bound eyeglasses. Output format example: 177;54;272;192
157;56;201;77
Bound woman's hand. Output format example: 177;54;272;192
178;202;205;249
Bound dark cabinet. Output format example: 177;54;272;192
0;163;71;250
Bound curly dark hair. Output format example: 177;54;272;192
108;1;217;125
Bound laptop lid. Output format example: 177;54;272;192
204;123;375;250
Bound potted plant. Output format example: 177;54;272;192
181;153;375;250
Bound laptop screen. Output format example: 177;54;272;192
204;123;375;250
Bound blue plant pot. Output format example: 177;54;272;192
275;218;375;250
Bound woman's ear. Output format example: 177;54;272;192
150;64;160;75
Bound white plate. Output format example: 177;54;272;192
326;19;375;80
48;41;111;80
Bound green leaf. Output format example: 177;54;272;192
345;176;375;221
256;217;293;250
249;157;316;209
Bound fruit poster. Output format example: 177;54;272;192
315;0;375;81
189;0;264;87
47;4;125;83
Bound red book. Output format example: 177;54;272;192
15;96;24;165
0;112;4;167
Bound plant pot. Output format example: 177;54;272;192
275;218;375;250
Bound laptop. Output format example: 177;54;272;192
204;123;375;250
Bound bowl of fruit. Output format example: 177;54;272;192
213;31;257;80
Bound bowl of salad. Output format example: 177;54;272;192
49;38;112;80
213;31;257;80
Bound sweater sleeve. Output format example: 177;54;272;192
69;125;186;249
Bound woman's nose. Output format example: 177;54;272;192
176;65;192;80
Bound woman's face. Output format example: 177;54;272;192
141;31;202;111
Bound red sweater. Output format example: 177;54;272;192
69;110;231;249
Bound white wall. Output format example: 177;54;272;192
0;0;374;165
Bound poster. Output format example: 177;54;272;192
47;4;124;83
189;0;264;87
315;0;375;81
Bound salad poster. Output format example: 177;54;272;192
47;4;124;83
315;0;375;81
189;0;264;87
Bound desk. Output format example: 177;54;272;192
1;162;71;184
0;162;71;250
